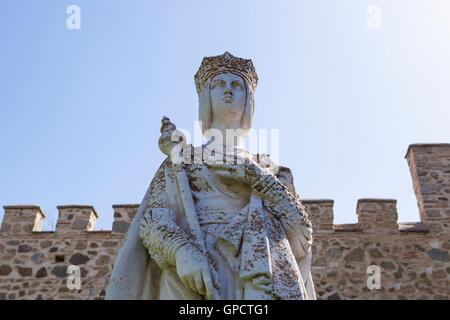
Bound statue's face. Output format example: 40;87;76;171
210;72;246;124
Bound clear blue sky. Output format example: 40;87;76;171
1;1;449;230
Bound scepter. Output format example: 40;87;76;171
158;116;220;300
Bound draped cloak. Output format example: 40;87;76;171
106;155;316;300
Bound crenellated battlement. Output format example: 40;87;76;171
0;143;449;300
111;204;139;234
0;204;139;236
405;143;450;233
1;205;45;234
55;205;98;233
1;197;445;236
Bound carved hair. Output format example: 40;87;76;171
198;73;255;138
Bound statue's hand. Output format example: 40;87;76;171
206;161;277;197
175;243;214;299
205;162;247;184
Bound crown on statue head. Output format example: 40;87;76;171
194;51;258;96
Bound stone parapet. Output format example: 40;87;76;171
1;206;45;234
302;199;334;232
406;143;450;233
357;199;398;233
55;205;98;233
111;204;139;234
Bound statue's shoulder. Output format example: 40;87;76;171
255;153;296;194
150;157;171;187
275;166;296;194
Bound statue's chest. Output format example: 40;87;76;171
186;164;251;212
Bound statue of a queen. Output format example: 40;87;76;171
106;52;316;300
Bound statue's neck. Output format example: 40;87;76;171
208;121;245;150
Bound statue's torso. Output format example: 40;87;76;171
185;163;251;299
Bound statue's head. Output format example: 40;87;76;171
195;52;258;139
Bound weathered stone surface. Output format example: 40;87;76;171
95;255;110;266
381;261;396;270
326;248;342;258
112;221;130;233
18;245;32;253
428;249;449;262
95;267;109;277
80;267;88;278
16;267;32;277
40;240;52;248
426;209;441;218
75;241;87;250
72;219;88;229
103;241;118;247
0;265;12;276
69;253;89;265
368;248;383;258
344;248;364;262
31;253;44;264
431;269;446;278
51;266;67;278
35;267;47;278
327;293;341;300
313;257;326;266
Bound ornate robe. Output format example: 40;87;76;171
106;148;316;300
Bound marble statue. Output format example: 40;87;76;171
106;52;316;300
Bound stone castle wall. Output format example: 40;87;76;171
0;144;449;300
